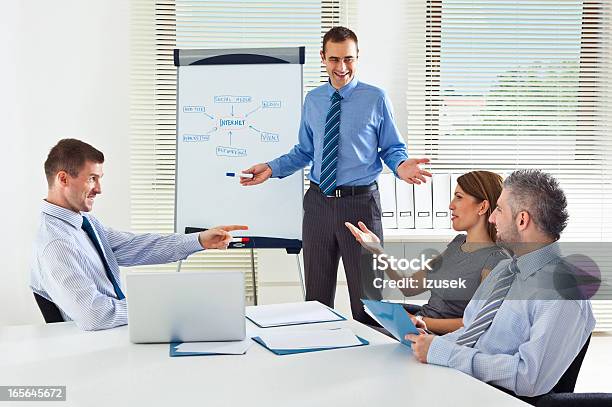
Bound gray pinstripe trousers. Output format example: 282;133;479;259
302;184;384;324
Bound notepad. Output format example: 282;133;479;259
169;339;252;357
245;301;345;328
362;300;419;347
252;328;368;355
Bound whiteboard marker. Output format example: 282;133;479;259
231;237;250;243
225;172;254;179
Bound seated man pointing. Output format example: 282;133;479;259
30;138;247;331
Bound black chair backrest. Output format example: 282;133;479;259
33;293;64;323
491;334;592;405
552;334;591;393
537;392;612;407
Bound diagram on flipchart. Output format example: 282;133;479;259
181;95;283;159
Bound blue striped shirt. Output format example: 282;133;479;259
427;242;596;397
267;79;409;186
30;200;203;331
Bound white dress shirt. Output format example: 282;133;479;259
31;200;203;330
427;242;596;397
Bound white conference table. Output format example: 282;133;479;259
0;317;527;406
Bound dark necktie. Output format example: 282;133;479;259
319;90;342;196
81;216;125;300
455;258;519;347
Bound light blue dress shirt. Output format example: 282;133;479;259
30;200;203;331
427;242;596;397
267;79;409;186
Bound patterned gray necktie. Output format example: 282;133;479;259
456;258;519;347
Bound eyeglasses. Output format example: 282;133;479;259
325;57;356;65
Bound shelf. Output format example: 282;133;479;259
382;228;459;242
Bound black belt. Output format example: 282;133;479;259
310;181;378;198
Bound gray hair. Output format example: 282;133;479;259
503;169;568;240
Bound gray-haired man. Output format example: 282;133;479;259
407;169;595;400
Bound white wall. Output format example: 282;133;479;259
0;1;131;326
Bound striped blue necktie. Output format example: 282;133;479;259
455;257;519;347
319;90;342;196
82;216;125;300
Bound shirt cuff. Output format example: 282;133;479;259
393;160;405;177
183;232;205;254
114;299;129;326
388;153;409;177
427;336;455;366
267;159;280;178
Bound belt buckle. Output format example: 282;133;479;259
335;189;341;198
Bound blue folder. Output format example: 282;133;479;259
252;335;369;355
362;299;419;346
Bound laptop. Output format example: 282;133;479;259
126;271;245;343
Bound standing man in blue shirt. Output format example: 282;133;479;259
31;138;247;330
406;170;595;400
241;27;431;323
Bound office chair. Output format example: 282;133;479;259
33;293;64;323
551;334;591;393
537;392;612;407
492;334;592;406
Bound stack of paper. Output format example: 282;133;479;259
362;299;419;346
252;328;368;355
246;301;344;328
170;338;253;357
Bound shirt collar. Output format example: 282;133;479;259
326;77;359;100
515;241;561;280
41;200;84;230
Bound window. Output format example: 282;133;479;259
344;0;612;330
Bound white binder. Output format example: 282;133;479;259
433;174;451;229
413;181;433;229
395;179;415;229
378;172;397;229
